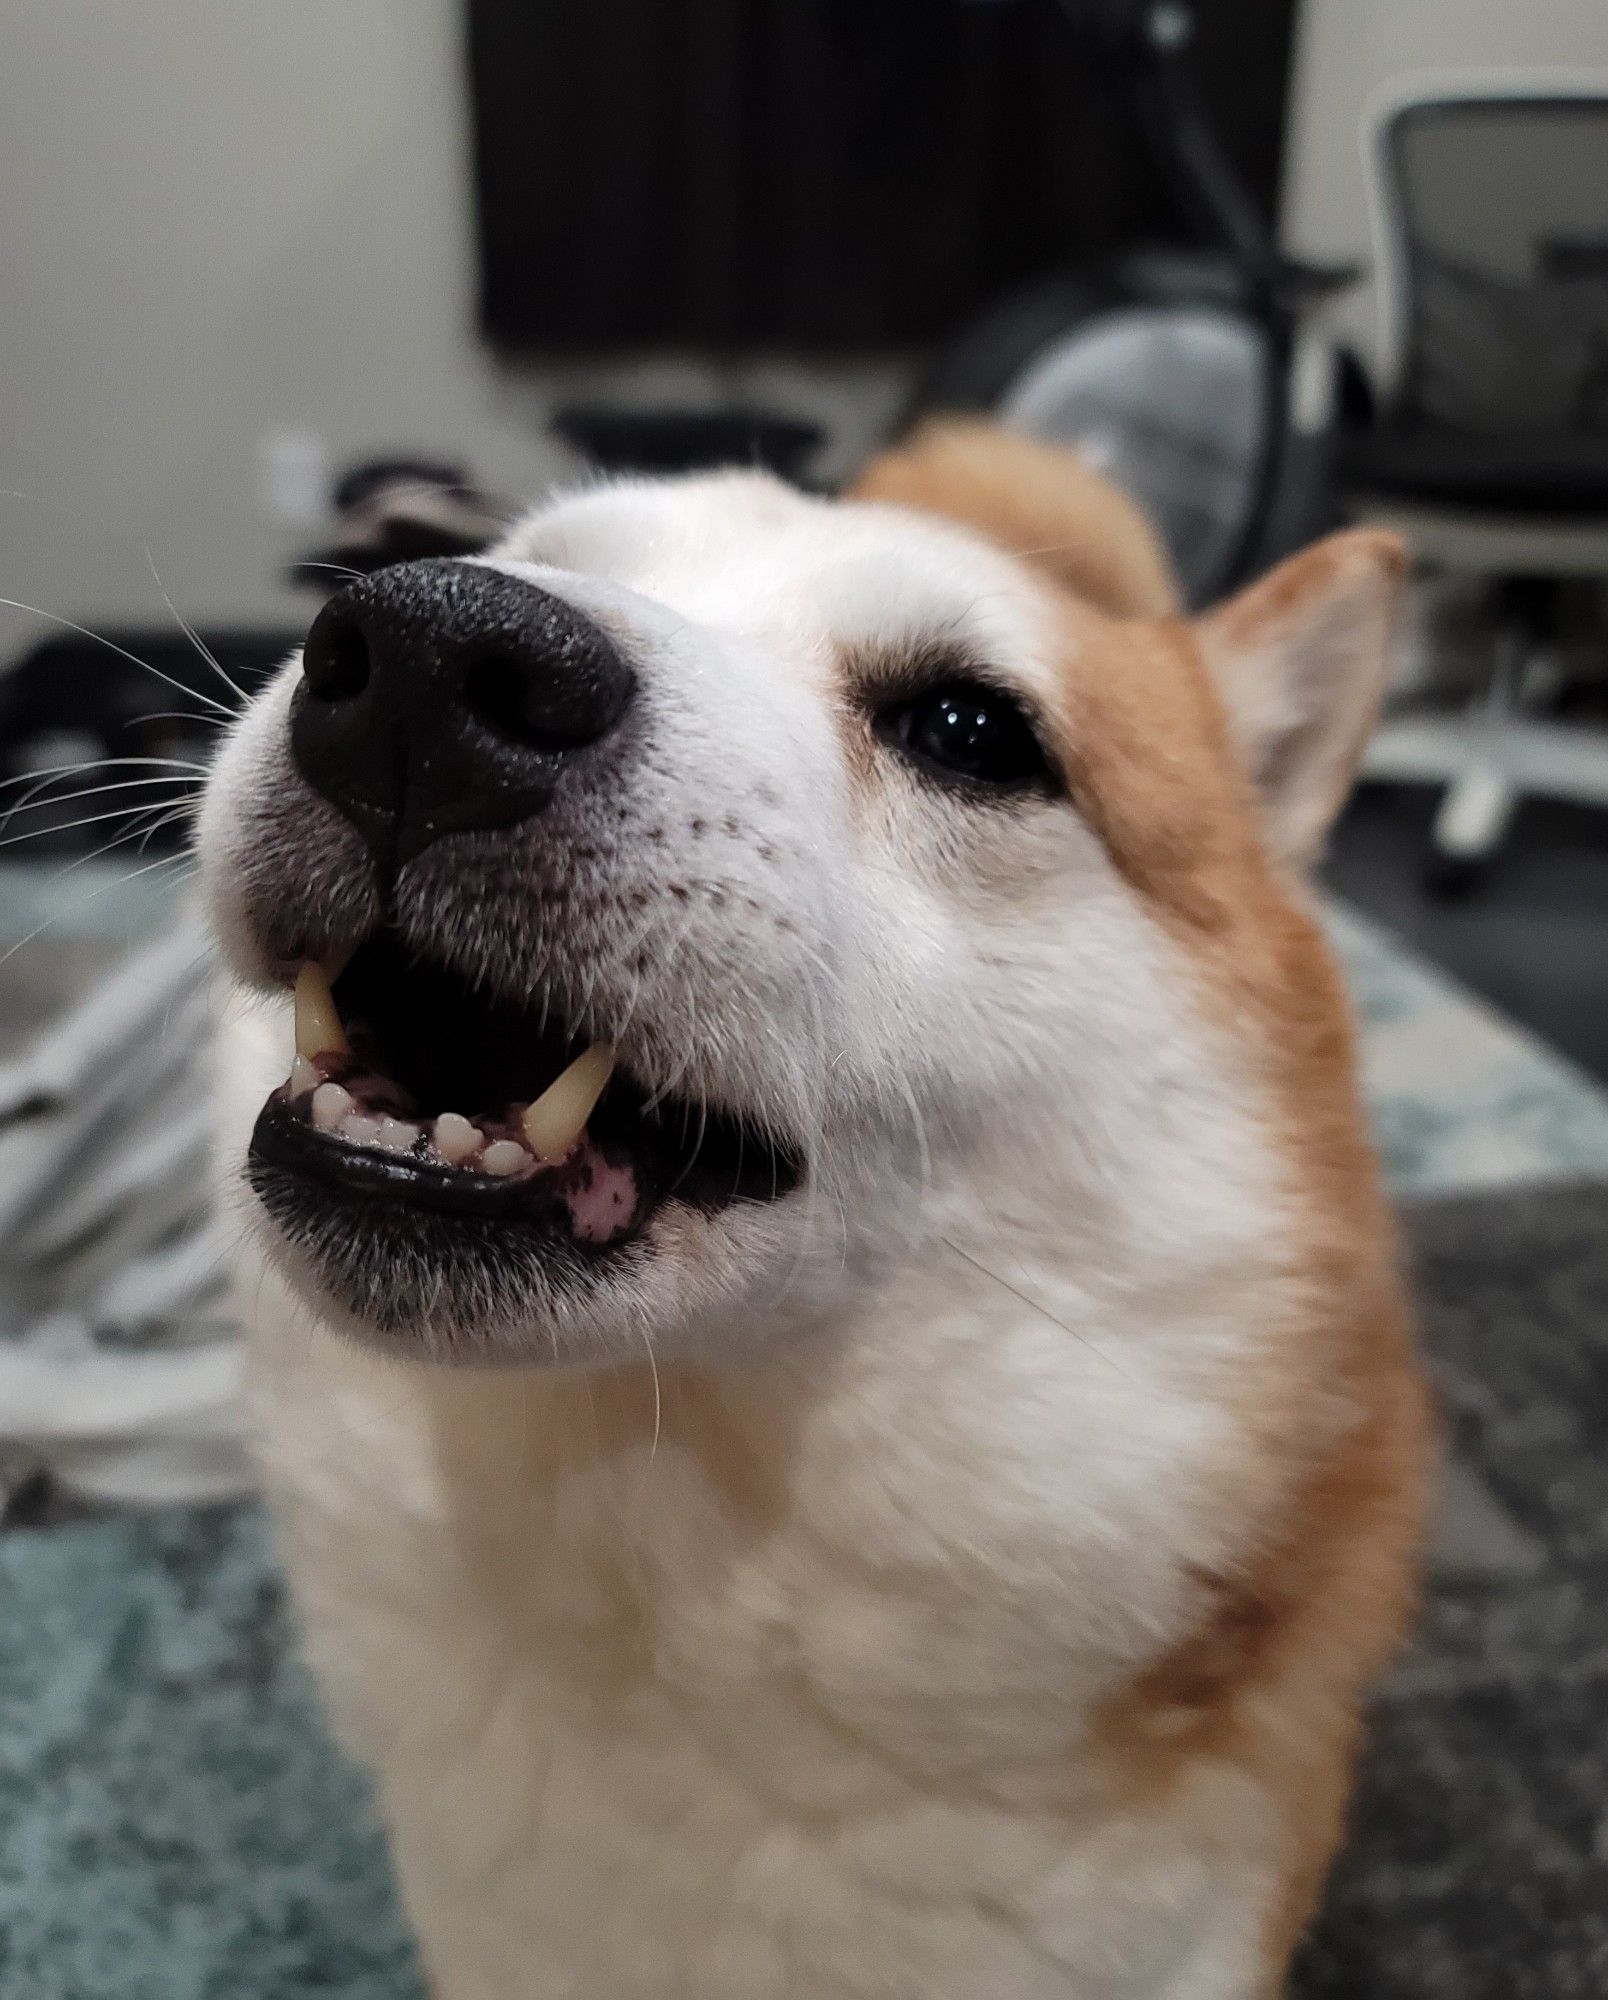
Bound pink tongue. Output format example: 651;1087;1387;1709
562;1147;640;1244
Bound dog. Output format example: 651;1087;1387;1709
201;421;1429;1998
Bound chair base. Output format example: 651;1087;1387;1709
1361;711;1608;887
1341;494;1608;885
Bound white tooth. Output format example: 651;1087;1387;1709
290;1054;321;1098
433;1113;482;1165
480;1139;529;1177
372;1117;420;1154
340;1110;384;1147
294;961;349;1060
311;1082;354;1131
522;1043;615;1163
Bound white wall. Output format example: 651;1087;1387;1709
0;1;904;653
0;1;554;638
1282;0;1608;368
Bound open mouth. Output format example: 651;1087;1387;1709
248;930;803;1264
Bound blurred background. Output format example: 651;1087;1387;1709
0;4;1605;1996
2;0;1607;1043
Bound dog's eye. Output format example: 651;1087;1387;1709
876;680;1052;793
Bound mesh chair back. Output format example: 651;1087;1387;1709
1377;91;1608;435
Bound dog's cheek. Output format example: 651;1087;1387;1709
197;696;291;984
199;673;380;982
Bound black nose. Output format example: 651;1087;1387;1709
290;558;636;865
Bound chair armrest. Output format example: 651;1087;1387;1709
1279;256;1368;304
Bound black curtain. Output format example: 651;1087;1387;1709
466;0;1295;355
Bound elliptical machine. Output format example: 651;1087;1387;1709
921;0;1357;606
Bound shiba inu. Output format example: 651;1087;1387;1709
201;422;1428;1998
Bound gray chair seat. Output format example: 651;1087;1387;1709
1342;424;1608;516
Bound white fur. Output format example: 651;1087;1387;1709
206;472;1337;1997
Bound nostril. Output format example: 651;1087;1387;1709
302;605;372;702
291;562;635;858
461;653;607;755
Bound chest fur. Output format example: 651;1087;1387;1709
249;1268;1284;1998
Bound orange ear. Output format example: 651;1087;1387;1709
1196;530;1407;869
851;419;1182;620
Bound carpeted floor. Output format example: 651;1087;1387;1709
2;1177;1606;1998
0;1506;420;2000
1295;1179;1608;1999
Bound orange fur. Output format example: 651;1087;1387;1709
853;424;1430;1988
1060;606;1427;1979
851;418;1182;619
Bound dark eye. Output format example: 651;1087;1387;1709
876;679;1053;793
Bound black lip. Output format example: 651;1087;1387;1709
247;1078;803;1342
249;1092;654;1230
246;1131;627;1345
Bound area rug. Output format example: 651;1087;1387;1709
1296;1178;1608;1998
2;1175;1606;1999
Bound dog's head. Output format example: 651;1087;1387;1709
202;422;1403;1367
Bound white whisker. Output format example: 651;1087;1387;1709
940;1238;1131;1379
144;546;248;705
0;754;207;795
0;848;188;971
0;793;195;854
0;595;236;718
0;770;199;818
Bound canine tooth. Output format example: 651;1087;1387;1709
522;1044;615;1163
294;961;349;1060
290;1054;320;1098
480;1140;529;1177
433;1113;481;1165
311;1082;354;1131
372;1117;420;1154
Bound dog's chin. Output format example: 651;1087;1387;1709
241;927;806;1367
245;1131;818;1367
243;1154;616;1365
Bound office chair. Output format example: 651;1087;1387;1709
1338;79;1608;888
